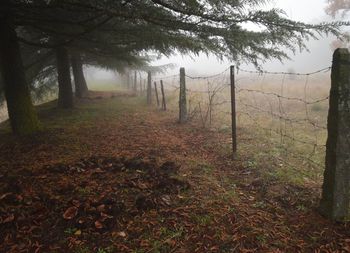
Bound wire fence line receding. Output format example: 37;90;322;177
154;65;332;183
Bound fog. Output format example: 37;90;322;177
152;0;338;75
86;0;344;80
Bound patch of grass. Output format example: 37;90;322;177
64;227;78;235
227;206;236;213
187;159;215;174
159;226;184;238
296;204;307;212
245;159;257;169
139;226;184;253
256;234;268;244
222;188;237;203
217;143;234;157
76;187;92;196
192;213;213;226
97;247;115;253
200;163;214;174
74;246;90;253
253;201;267;209
150;240;171;253
132;250;145;253
265;165;309;186
37;99;121;128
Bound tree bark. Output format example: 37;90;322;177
56;46;74;108
0;15;40;135
71;53;88;98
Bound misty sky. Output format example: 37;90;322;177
93;0;343;80
152;0;339;76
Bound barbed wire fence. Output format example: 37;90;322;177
233;66;330;181
151;64;332;183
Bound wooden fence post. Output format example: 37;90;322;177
139;73;142;95
319;48;350;221
133;71;137;93
230;65;237;158
147;71;152;105
161;80;167;111
154;81;160;107
126;72;130;89
179;67;187;123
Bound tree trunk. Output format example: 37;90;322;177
56;46;74;108
71;53;88;98
0;15;40;135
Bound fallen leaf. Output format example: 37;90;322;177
114;231;127;238
95;220;103;229
0;193;13;201
165;238;176;247
138;182;149;189
94;168;104;173
74;230;82;236
97;204;105;212
72;200;80;207
161;195;171;205
100;212;113;219
2;214;15;223
63;207;78;220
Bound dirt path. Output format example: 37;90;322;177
0;95;349;252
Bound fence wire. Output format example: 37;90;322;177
155;65;332;183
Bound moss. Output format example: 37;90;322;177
8;88;41;135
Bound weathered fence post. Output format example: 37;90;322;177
126;72;130;89
230;65;237;157
133;71;137;93
319;48;350;221
179;67;187;123
139;73;142;95
147;71;152;105
160;80;167;111
154;81;160;106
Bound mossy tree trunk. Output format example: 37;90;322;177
0;15;40;135
71;53;88;98
56;46;74;108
